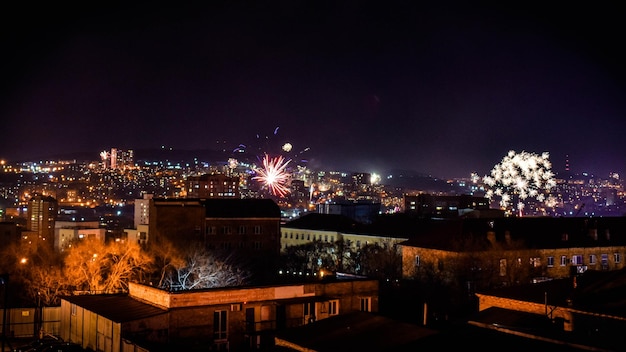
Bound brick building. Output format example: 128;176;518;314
59;278;379;351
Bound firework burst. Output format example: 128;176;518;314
252;154;292;197
483;150;556;215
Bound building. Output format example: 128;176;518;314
124;224;149;247
24;194;58;249
400;217;626;292
281;213;407;253
0;221;19;248
185;174;239;198
404;194;490;218
274;311;439;351
59;278;379;351
316;199;381;224
109;148;134;170
148;198;281;279
473;269;626;351
54;220;105;252
134;193;153;228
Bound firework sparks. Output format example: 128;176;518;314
483;150;556;215
252;154;291;197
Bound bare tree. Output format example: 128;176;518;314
24;266;66;306
145;239;186;288
160;248;250;290
63;238;153;294
99;240;153;293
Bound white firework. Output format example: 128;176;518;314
483;150;556;215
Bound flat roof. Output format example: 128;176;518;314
61;294;167;323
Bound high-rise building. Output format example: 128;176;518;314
109;148;134;170
186;174;240;198
25;194;58;248
134;193;153;228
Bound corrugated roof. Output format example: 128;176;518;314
61;294;167;323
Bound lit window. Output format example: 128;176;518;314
414;255;420;267
530;257;541;267
572;255;583;265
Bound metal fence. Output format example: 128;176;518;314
1;307;61;339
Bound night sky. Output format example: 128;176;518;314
1;2;625;178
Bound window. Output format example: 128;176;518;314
589;254;597;265
254;226;262;234
547;256;554;267
254;241;262;250
560;255;567;266
601;254;609;267
572;255;583;265
530;257;541;268
221;226;232;235
304;302;313;316
238;225;246;235
499;259;507;276
360;297;371;312
329;300;339;315
614;253;621;264
331;236;334;242
213;310;227;340
414;255;420;267
296;234;299;240
307;234;310;240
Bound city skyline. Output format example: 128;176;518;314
1;2;625;179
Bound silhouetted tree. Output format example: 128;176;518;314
159;248;251;290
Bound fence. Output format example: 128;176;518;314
1;306;61;339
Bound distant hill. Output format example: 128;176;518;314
381;169;462;193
